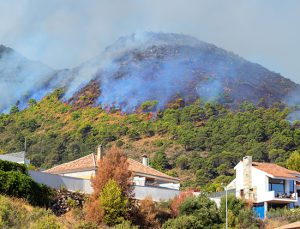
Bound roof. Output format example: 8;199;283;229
252;162;300;179
127;158;180;182
44;153;97;174
44;153;179;182
0;151;30;164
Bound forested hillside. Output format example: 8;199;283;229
1;89;300;191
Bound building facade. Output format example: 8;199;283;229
44;145;180;190
230;156;300;218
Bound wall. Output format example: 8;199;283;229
60;170;95;179
133;185;180;202
252;167;268;203
30;170;180;202
29;170;93;194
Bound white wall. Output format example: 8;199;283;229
235;162;243;198
252;167;268;203
60;170;95;179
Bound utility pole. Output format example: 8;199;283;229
225;186;228;229
24;137;27;152
222;183;228;229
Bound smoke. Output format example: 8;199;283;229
1;32;299;117
0;46;54;112
284;87;300;122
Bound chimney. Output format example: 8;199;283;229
142;154;149;166
243;156;252;200
97;145;103;161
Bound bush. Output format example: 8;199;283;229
113;220;139;229
0;159;27;174
267;207;300;223
0;195;54;229
29;215;63;229
162;215;201;229
220;194;245;221
170;190;193;216
74;221;98;229
0;171;52;206
99;179;129;226
179;194;221;227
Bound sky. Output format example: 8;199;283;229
0;0;299;83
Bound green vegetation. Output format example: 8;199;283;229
0;90;300;190
0;195;60;229
99;179;129;226
0;160;52;206
0;159;27;174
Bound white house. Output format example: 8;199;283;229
44;145;180;190
230;156;300;219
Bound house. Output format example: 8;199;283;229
230;156;300;219
0;151;30;165
44;145;180;190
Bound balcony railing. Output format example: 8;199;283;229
264;190;298;202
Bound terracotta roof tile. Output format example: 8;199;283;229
44;153;96;174
127;158;180;182
252;162;300;179
44;154;179;182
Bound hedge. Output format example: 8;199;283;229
0;170;53;206
0;159;27;174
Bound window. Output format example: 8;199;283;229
240;189;244;198
289;180;295;193
269;178;285;196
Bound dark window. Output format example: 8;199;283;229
240;189;244;198
289;180;295;193
269;178;285;196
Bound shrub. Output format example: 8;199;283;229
0;171;52;206
99;179;129;226
113;220;139;229
0;159;27;174
136;197;160;228
29;215;63;229
170;190;194;216
179;194;221;227
267;207;300;223
162;215;201;229
0;195;54;229
74;221;98;229
219;194;245;221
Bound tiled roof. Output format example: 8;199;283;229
44;153;97;174
252;162;300;179
44;153;179;182
127;158;180;182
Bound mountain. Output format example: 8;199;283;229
0;32;299;113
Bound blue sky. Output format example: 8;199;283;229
0;0;299;83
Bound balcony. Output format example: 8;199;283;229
263;190;298;203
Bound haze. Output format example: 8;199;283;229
0;0;299;83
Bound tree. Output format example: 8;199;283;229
179;194;221;227
28;98;37;108
170;190;194;216
220;195;245;223
100;179;129;226
86;146;132;224
151;150;170;172
9;105;19;114
286;151;300;172
135;197;160;228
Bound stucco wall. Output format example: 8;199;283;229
60;170;95;179
133;185;180;202
29;170;93;194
